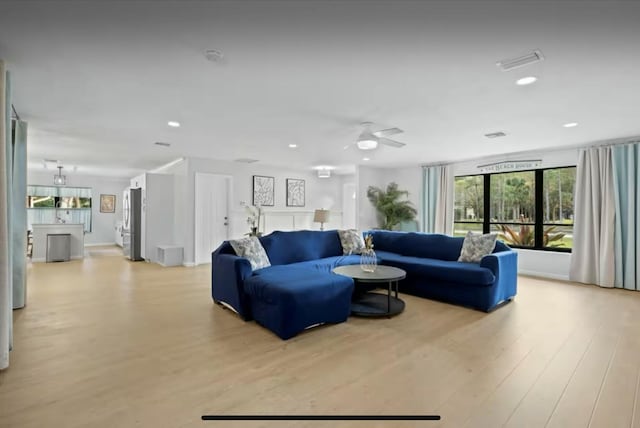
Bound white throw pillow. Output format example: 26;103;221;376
458;231;498;263
338;229;365;255
229;236;271;270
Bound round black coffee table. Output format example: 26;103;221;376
333;265;406;317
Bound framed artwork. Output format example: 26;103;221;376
100;194;116;213
252;175;275;206
286;178;305;207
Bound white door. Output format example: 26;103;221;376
342;182;357;229
195;173;231;265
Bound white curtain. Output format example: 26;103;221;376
12;120;27;309
422;165;454;234
1;60;11;369
569;147;616;287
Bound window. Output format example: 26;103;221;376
454;175;484;237
26;185;93;233
454;166;576;251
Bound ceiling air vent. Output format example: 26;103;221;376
234;158;259;164
496;50;544;71
154;142;171;147
485;131;507;139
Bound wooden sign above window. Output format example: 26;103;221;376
477;159;542;173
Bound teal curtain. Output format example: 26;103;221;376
612;143;640;290
422;166;440;233
12;120;27;308
0;61;11;369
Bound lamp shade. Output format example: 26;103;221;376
313;209;330;223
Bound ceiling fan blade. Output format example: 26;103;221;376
378;137;406;148
373;127;403;138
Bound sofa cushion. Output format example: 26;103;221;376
398;233;466;261
229;236;271;270
259;230;343;265
338;229;365;254
458;231;498;263
255;254;364;275
368;231;465;261
244;266;353;303
367;231;407;254
375;250;495;286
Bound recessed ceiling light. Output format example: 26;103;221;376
363;157;370;161
288;144;298;148
563;122;578;128
167;121;180;128
516;76;537;86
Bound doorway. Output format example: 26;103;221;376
194;173;231;265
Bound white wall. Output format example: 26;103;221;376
27;171;130;245
339;173;357;230
356;166;384;230
356;165;422;231
383;166;422;229
155;157;343;265
452;147;578;175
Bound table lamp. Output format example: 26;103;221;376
313;209;330;231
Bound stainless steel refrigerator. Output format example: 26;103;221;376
122;188;143;261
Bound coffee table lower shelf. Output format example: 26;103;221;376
351;292;405;317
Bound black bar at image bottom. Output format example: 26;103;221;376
201;415;441;421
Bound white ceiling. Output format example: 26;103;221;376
1;0;640;178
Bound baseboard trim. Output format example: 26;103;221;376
84;242;117;247
519;269;570;281
31;255;83;263
183;262;196;267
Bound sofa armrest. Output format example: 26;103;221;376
481;250;517;276
480;250;518;309
211;253;254;320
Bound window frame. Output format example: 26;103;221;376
454;166;575;253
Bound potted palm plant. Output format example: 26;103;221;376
366;182;418;230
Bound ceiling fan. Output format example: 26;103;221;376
344;122;406;151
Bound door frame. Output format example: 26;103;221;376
194;172;233;265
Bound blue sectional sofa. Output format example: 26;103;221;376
211;230;518;340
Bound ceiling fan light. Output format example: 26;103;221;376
356;139;378;150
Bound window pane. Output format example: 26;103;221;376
489;171;535;223
57;197;92;208
454;175;484;222
491;223;536;248
543;167;576;224
453;222;483;237
543;224;573;249
27;196;55;208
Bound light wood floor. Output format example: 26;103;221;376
1;247;640;428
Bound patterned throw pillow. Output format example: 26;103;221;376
338;229;365;255
458;231;498;263
229;236;271;270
